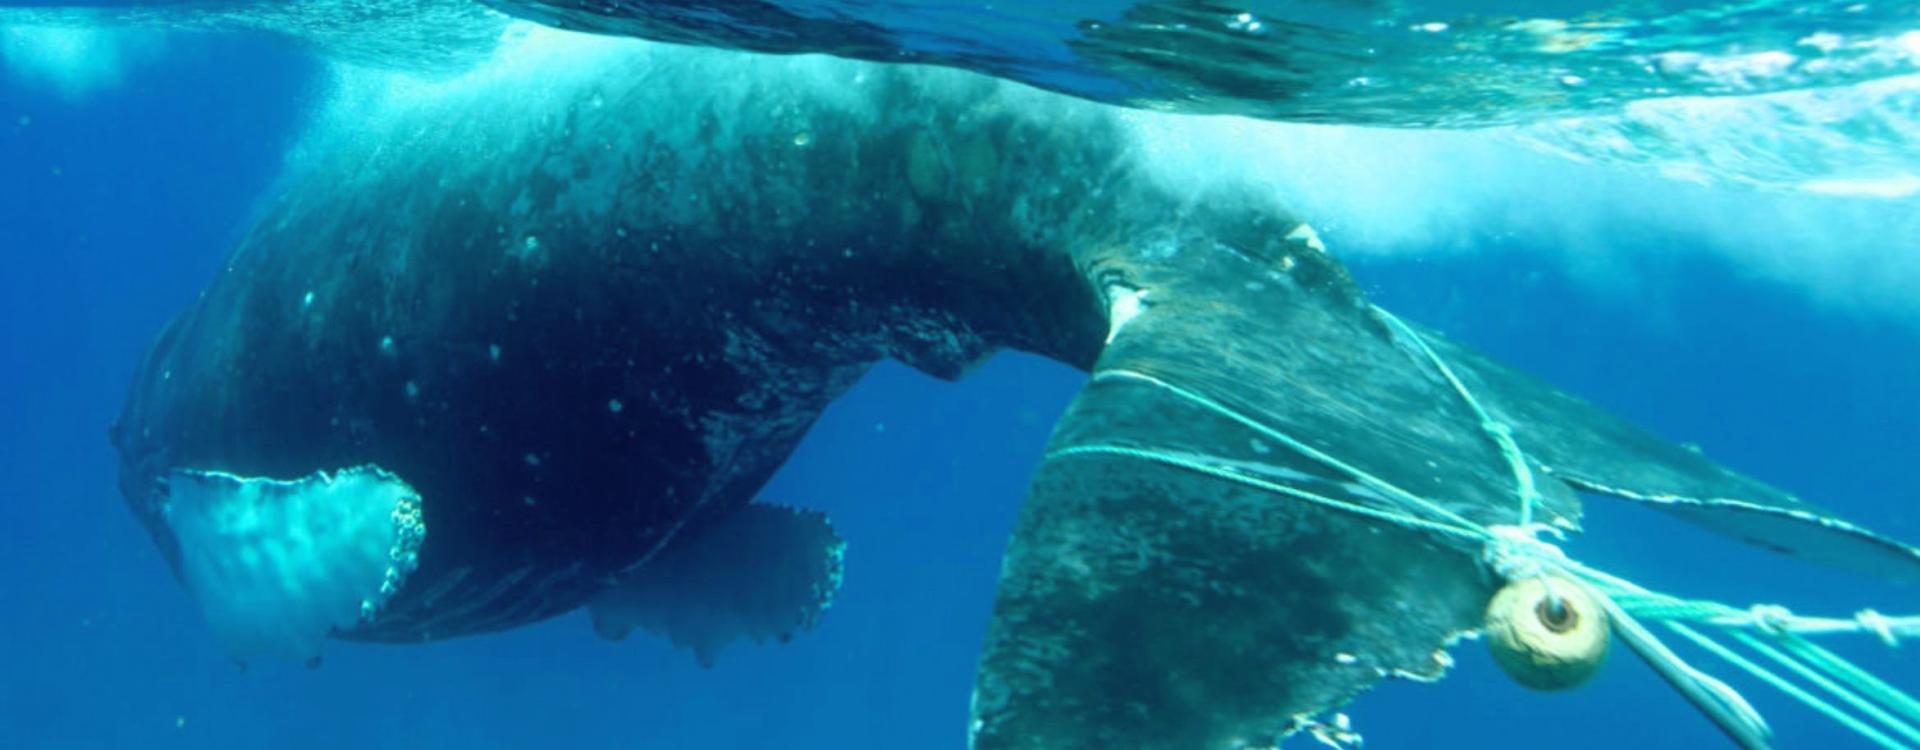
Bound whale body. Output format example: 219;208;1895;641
105;32;1920;750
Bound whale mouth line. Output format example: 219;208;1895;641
161;465;427;664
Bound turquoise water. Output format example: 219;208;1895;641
1;3;1917;749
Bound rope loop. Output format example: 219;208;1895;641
1855;609;1900;647
1482;524;1570;582
1748;604;1795;636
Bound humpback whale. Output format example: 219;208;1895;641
89;25;1920;750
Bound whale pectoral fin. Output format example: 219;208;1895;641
1413;325;1920;582
588;503;845;667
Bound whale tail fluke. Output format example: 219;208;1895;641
969;229;1919;749
1412;325;1920;583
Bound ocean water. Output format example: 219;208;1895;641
2;3;1918;750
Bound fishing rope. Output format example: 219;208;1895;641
1044;303;1920;749
1084;368;1488;535
1729;629;1920;746
1372;308;1545;529
1046;443;1486;544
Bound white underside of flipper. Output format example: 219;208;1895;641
163;465;426;662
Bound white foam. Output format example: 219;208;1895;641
0;25;165;99
1120;110;1920;322
164;465;426;662
1801;175;1920;199
307;22;884;158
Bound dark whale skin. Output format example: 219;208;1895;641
109;48;1120;641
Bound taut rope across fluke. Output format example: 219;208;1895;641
1045;305;1920;750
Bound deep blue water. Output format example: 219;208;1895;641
2;27;1917;750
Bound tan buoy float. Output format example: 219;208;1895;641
1485;575;1610;690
